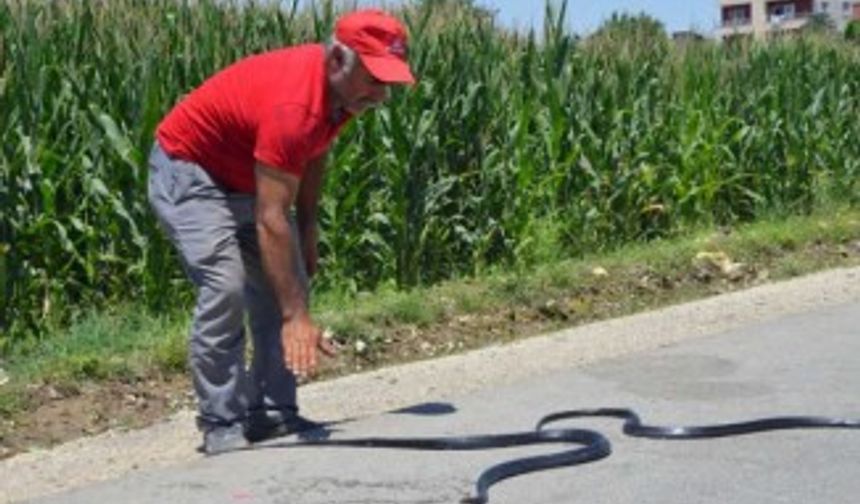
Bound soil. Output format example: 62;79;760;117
1;376;193;459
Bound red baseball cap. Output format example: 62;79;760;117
335;9;416;85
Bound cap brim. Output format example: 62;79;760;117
360;54;416;85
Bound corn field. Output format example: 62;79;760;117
1;0;859;349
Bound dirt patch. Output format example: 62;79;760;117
1;376;193;458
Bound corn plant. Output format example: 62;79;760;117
1;0;859;350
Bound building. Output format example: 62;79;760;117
717;0;860;39
827;0;860;29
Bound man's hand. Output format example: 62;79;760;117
281;313;337;377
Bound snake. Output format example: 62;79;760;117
263;408;860;503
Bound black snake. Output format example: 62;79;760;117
264;408;860;503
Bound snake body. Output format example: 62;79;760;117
279;408;860;503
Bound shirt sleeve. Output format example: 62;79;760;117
253;104;310;178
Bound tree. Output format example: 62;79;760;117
804;12;836;34
415;0;496;21
846;20;860;42
586;12;669;57
591;12;667;41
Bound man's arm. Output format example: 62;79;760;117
296;153;326;234
255;162;307;319
254;162;335;376
295;153;326;278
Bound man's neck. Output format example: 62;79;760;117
326;82;346;124
330;107;348;125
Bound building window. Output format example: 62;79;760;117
723;5;752;26
843;1;851;11
821;1;829;12
769;3;797;21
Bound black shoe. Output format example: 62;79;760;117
245;411;323;443
203;423;250;455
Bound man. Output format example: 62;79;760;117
147;9;416;454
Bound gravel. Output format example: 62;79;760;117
2;266;859;504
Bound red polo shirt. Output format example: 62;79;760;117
156;44;350;193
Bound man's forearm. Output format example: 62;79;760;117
296;207;317;238
257;212;308;319
296;155;325;234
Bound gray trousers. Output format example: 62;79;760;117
147;142;306;429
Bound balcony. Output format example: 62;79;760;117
766;0;814;24
716;22;756;38
767;10;812;30
722;16;753;27
766;10;812;23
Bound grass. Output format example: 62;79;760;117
2;309;186;391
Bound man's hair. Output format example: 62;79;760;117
328;37;358;73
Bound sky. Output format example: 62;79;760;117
291;1;721;36
484;0;719;35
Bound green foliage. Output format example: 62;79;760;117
805;12;837;34
153;330;187;374
385;291;444;327
588;11;668;46
4;302;185;380
2;0;860;349
0;389;27;418
847;20;860;42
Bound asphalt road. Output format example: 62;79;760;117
30;301;860;504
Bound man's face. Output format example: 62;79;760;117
329;48;391;116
